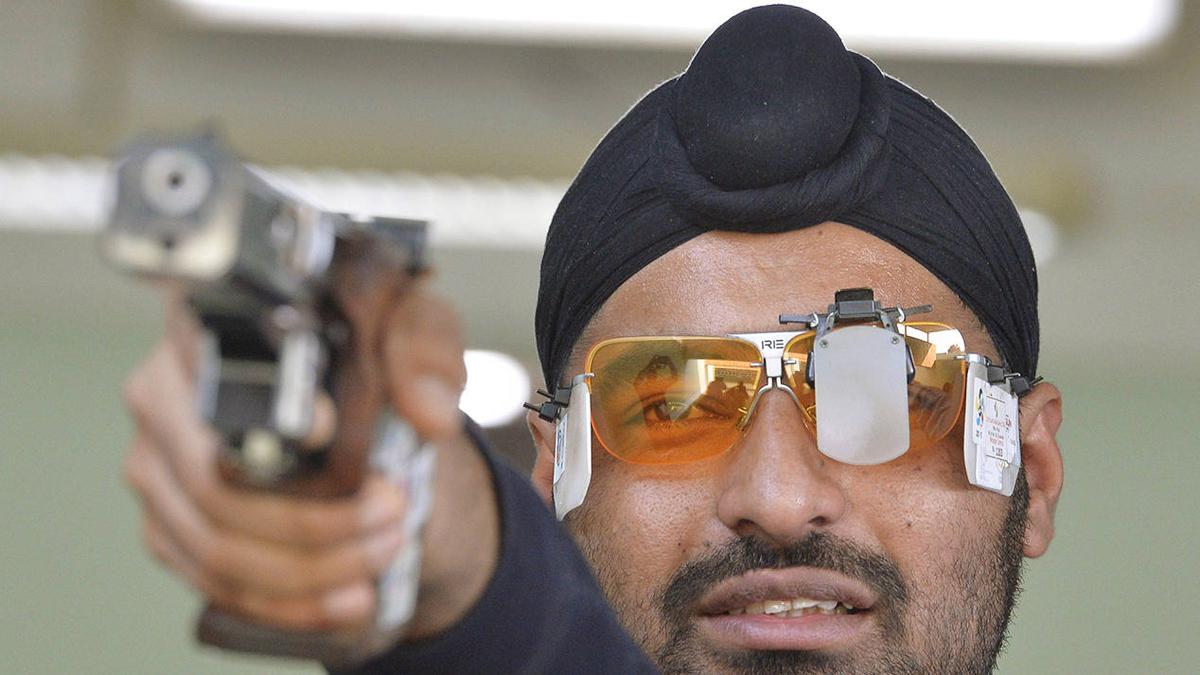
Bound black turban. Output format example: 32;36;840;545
536;4;1039;390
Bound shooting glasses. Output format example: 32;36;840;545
529;289;1039;519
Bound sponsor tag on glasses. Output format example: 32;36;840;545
965;365;1020;494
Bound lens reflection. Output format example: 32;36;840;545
588;337;761;464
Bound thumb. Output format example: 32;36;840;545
383;287;468;442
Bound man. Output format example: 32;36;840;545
123;5;1063;673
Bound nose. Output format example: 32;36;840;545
716;387;848;545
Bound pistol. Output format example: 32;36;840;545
101;130;435;666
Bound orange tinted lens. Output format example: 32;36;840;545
899;322;968;449
785;324;969;451
587;337;762;464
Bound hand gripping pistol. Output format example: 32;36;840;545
101;130;436;666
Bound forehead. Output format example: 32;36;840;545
571;222;997;367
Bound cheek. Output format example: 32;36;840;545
840;441;1010;598
862;433;975;525
567;456;719;625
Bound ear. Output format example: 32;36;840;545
1018;381;1064;558
526;409;557;509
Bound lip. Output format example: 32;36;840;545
694;567;878;651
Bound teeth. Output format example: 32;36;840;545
763;600;790;615
726;597;859;616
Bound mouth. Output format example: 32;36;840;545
693;567;878;651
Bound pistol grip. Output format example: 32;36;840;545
197;606;397;668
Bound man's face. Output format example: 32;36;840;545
551;223;1030;674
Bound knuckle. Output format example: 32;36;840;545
287;548;360;597
276;556;321;595
142;521;171;565
316;585;375;628
122;450;149;493
294;499;355;540
319;604;372;629
237;546;309;596
209;584;252;618
194;538;231;579
287;602;338;631
290;508;344;545
187;471;223;516
121;370;148;414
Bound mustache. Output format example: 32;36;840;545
658;532;909;620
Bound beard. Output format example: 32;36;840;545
575;474;1029;675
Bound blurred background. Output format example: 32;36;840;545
1;1;1197;673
